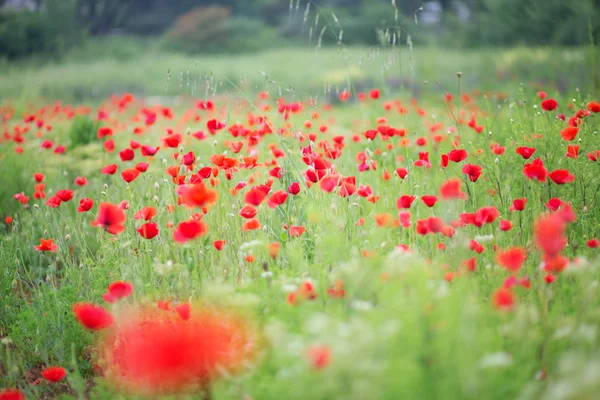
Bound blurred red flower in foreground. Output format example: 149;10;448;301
534;213;566;257
91;203;126;234
307;345;331;370
98;304;258;396
492;288;516;311
0;388;25;400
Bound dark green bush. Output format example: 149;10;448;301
449;0;600;47
69;115;100;148
0;11;53;59
0;0;83;60
162;6;281;54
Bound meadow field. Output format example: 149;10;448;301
1;43;600;399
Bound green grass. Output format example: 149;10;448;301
0;42;592;102
1;44;600;399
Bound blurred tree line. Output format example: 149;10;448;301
0;0;599;59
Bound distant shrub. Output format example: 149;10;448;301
450;0;600;47
0;11;53;59
0;0;83;60
69;115;100;148
163;6;231;53
163;6;280;54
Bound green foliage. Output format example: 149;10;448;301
1;49;600;397
0;150;31;218
454;0;600;47
0;11;54;60
0;0;83;60
68;115;100;148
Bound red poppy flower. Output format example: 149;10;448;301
134;206;156;221
91;203;126;234
121;168;141;183
41;366;67;382
78;198;94;212
541;98;558;111
522;158;547;182
440;178;466;200
97;126;113;138
162;134;182;148
46;195;61;208
499;219;512;231
213;240;225;250
470;240;484;254
546;198;562;211
178;183;218;209
462;164;482;182
447;149;468;163
98;304;257;396
515;146;536;159
587;239;600;248
395;168;408;179
560;126;578;141
307;345;331;370
242;218;261;231
244;185;270;206
534;213;566;258
72;303;114;330
101;164;118;175
587;101;600;113
33;183;46;199
74;176;88;186
173;220;207;243
267;191;288;208
542;254;568;273
207;119;226;134
319;175;339;192
182;151;195;166
34;238;58;252
141;145;159;157
290;226;306;237
421;195;438;207
496;247;526;271
136;223;159;240
288;182;301;195
119;148;135;162
135;162;149;172
56;189;74;202
566;145;579;158
492;288;515;311
104;139;115;153
239;205;258;219
549;169;575;185
440;154;449;168
0;388;26;400
103;281;133;303
34;172;44;182
327;280;345;298
509;198;527;212
473;206;500;226
397;195;416;209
